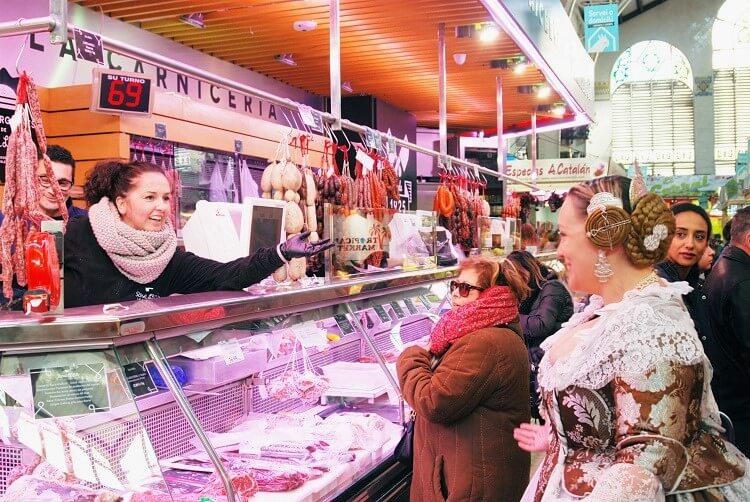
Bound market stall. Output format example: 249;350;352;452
0;267;454;501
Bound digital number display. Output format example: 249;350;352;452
92;69;154;116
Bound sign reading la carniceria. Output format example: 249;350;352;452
506;158;606;183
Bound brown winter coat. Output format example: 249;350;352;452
397;326;531;502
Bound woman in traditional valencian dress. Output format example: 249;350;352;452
514;175;750;501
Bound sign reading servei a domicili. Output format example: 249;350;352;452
91;68;155;116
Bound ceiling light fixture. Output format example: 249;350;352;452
293;20;318;32
453;53;467;65
179;13;206;29
479;23;500;43
551;103;566;117
514;58;529;74
342;81;353;93
274;53;297;67
536;85;552;99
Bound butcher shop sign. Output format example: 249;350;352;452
506;157;606;184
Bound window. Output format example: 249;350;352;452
610;41;695;176
713;0;750;175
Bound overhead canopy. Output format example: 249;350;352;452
72;0;593;134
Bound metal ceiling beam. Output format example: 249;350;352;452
620;0;669;24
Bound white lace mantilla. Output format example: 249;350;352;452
538;281;703;392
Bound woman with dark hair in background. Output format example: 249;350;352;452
507;251;573;420
64;161;332;308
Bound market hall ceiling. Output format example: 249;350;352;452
70;0;564;132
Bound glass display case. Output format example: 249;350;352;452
0;267;455;501
324;204;438;281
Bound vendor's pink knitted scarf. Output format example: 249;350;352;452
88;197;177;284
429;286;519;356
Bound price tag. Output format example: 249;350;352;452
73;28;104;65
419;295;432;309
234;140;243;153
30;363;111;419
219;340;245;366
122;362;158;398
387;136;396;156
248;320;270;331
298;105;324;133
426;293;441;303
355;149;375;174
373;305;391;323
389;301;406;319
403;298;418;315
333;314;356;335
291;321;328;348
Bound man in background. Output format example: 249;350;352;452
705;206;750;456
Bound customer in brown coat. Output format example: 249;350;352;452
397;257;531;502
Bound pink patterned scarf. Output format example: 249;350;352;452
429;286;519;356
88;197;177;284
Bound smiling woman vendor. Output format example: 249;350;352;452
64;161;332;308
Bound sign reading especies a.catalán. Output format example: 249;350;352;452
506;158;607;184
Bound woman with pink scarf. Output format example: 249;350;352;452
64;161;332;308
397;257;531;501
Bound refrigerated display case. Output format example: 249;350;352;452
0;267;455;501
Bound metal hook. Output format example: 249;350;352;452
15;31;30;76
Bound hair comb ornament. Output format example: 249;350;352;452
643;224;669;251
629;160;648;205
585;192;632;249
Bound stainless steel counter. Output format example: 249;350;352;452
0;266;457;347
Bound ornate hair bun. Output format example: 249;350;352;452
625;192;676;266
585;192;632;249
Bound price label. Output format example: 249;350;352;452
355;149;375;174
389;301;406;319
387;136;396;156
403;298;418;315
373;305;391;323
122;361;158;397
426;293;441;303
333;314;355;335
219;340;245;366
73;28;104;65
291;322;328;348
91;68;154;116
298;105;324;133
419;295;432;309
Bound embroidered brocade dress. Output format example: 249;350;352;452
525;281;750;501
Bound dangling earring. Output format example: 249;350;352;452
594;250;613;283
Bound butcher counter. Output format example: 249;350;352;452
0;266;457;502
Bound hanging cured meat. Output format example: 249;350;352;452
0;74;67;299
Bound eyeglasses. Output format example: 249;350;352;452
38;176;73;191
449;280;485;297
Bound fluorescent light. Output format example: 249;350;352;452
551;103;566;117
179;13;205;29
342;81;353;93
479;23;500;43
536;85;552;99
502;114;590;139
274;53;297;67
514;61;528;74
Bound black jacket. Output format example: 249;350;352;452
655;260;714;346
520;279;573;352
64;217;283;308
703;245;750;419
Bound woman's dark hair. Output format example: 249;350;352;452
723;219;732;242
671;202;711;235
507;251;545;289
84;161;168;205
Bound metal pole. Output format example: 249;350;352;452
345;304;405;425
438;22;448;155
0;17;57;38
144;340;236;502
496;76;507;204
329;0;341;130
531;112;538;187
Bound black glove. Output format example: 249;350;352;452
280;231;335;260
